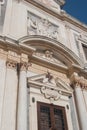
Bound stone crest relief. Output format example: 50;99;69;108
40;72;62;103
27;11;59;41
41;86;61;103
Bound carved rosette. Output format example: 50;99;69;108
41;86;61;102
70;73;87;90
6;61;17;70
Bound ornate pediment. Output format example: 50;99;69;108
28;72;73;96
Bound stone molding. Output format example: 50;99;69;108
6;60;17;70
70;72;87;90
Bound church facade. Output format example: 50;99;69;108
0;0;87;130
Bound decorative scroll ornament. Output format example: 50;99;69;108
41;86;61;102
70;72;87;90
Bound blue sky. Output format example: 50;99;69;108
63;0;87;25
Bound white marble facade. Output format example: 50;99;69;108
0;0;87;130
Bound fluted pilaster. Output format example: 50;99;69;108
1;60;18;130
17;62;29;130
70;73;87;130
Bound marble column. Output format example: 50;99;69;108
1;61;18;130
71;73;87;130
17;62;28;130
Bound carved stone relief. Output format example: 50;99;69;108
41;86;61;103
42;71;56;85
33;50;66;66
27;12;59;41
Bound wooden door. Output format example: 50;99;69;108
37;102;68;130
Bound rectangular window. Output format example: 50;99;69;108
83;44;87;60
37;102;68;130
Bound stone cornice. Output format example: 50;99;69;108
0;37;84;71
0;36;35;56
57;0;65;6
70;73;87;90
0;35;83;74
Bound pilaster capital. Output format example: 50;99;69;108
20;62;32;71
70;72;87;90
6;60;17;70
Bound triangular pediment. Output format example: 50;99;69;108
28;72;73;95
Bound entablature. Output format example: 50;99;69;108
0;35;84;76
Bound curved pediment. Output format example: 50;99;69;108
19;35;82;69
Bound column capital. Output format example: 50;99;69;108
20;62;32;71
6;60;17;70
70;72;87;90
